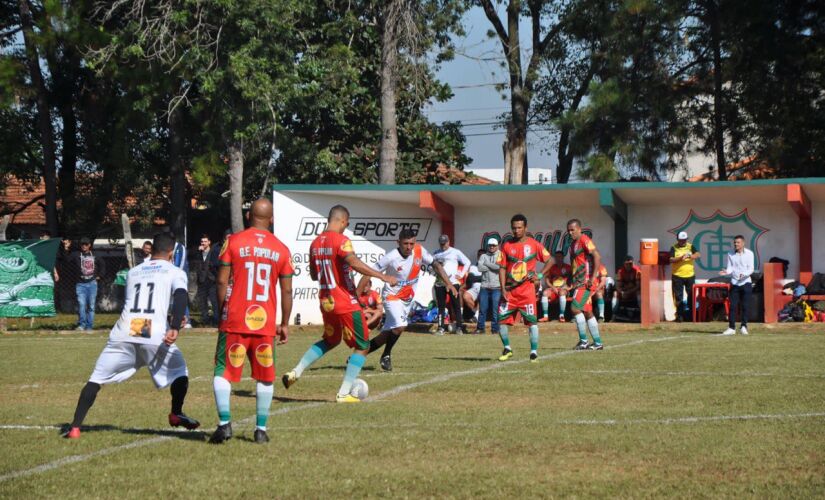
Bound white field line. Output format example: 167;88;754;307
8;411;825;434
8;367;825;392
0;335;686;483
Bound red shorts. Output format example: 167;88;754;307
321;309;370;350
543;288;565;302
570;285;596;313
499;282;538;325
214;332;275;382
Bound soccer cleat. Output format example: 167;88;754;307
435;327;445;336
208;423;233;444
281;370;298;390
498;348;513;361
253;429;270;444
380;355;393;372
168;412;200;430
336;393;361;403
63;426;81;439
538;316;549;323
598;316;605;322
720;328;735;336
740;326;749;335
574;341;589;351
558;316;566;323
587;343;604;351
529;352;538;363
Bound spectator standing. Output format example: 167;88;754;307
193;235;219;326
432;234;471;335
669;231;701;322
476;238;501;335
74;237;105;330
720;235;754;336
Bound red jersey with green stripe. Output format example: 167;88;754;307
310;231;360;314
218;228;294;336
569;234;597;287
497;238;550;289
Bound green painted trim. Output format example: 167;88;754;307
599;188;628;222
273;177;825;193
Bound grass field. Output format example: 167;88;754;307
1;322;824;498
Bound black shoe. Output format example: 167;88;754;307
380;355;392;372
253;429;269;444
168;412;200;430
529;352;538;362
587;343;604;350
209;423;233;444
573;341;589;351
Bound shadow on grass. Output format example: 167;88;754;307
433;356;492;362
307;365;375;372
59;423;206;441
274;396;329;404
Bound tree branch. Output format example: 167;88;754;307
479;0;509;55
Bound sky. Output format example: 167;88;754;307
423;6;557;183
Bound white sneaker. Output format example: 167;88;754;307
183;323;192;329
740;326;749;335
720;328;735;336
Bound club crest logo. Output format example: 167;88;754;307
669;209;768;271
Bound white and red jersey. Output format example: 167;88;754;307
219;228;294;336
372;244;434;302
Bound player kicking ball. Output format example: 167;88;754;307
497;214;551;363
282;205;397;402
355;228;455;372
210;199;294;444
64;232;199;439
566;218;604;350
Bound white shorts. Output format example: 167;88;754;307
383;299;413;331
466;284;480;302
89;341;188;388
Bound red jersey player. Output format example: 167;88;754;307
282;205;396;402
496;214;550;362
210;198;294;444
567;218;604;350
539;250;572;323
358;288;383;330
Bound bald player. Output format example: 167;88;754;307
210;198;294;444
282;205;397;402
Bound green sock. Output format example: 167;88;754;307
529;325;539;351
499;325;511;349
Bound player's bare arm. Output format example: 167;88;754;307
590;249;602;287
277;275;293;345
345;253;398;286
499;266;509;302
216;265;231;311
431;261;457;296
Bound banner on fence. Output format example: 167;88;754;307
0;239;59;317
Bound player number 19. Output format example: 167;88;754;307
244;262;272;301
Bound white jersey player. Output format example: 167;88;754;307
64;233;199;439
356;229;455;372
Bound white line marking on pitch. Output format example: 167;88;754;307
0;335;687;483
6;411;825;433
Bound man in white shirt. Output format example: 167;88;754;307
64;232;199;439
432;234;471;335
357;228;454;371
719;235;755;336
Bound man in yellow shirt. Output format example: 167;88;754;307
669;231;701;322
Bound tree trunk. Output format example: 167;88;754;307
168;107;187;241
18;0;58;236
708;0;727;180
557;125;574;184
227;145;244;233
379;0;401;185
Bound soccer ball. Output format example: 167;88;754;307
350;378;369;400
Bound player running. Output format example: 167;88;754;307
64;232;199;439
356;228;455;372
210;198;294;444
282;205;397;402
497;214;550;362
567;218;604;350
538;250;571;323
